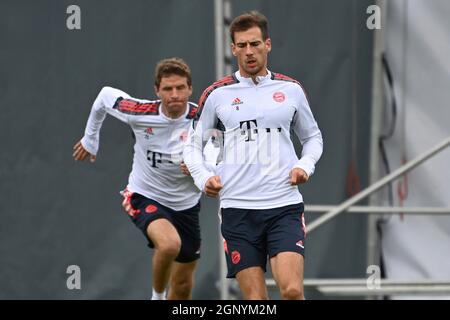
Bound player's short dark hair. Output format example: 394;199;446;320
229;11;269;44
154;57;192;88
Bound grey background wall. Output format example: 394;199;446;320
0;0;374;299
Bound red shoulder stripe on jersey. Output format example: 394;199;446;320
271;72;311;104
113;98;160;115
186;102;199;119
198;75;239;108
272;72;301;85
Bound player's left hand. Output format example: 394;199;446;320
73;140;97;163
289;168;309;185
180;161;191;176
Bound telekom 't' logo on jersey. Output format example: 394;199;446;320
239;119;258;142
147;150;162;168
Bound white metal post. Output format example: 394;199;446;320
367;0;386;273
214;0;232;300
214;0;227;301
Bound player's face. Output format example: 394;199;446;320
155;75;192;118
232;26;271;78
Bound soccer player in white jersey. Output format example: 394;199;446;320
183;12;323;299
73;58;205;300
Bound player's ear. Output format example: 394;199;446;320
154;85;160;98
231;43;237;56
265;38;272;52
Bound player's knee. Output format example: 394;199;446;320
280;286;304;300
157;239;181;258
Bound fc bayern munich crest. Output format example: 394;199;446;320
273;91;285;102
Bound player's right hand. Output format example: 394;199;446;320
289;168;309;185
121;189;140;218
73;140;97;163
204;175;223;198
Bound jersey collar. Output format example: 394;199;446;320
235;69;272;85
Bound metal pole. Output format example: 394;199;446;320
308;135;450;232
214;0;228;300
306;205;450;214
215;0;233;300
367;0;386;272
267;278;450;296
214;0;224;82
223;0;233;76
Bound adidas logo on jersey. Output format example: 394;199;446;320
231;97;243;106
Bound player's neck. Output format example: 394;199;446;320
161;105;186;119
239;68;269;85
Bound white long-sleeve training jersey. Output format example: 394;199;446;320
183;70;323;209
81;86;210;211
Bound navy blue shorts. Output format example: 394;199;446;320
221;203;306;278
128;192;201;263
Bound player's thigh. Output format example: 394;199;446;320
266;203;305;290
267;203;305;259
127;193;181;249
269;251;304;290
147;218;181;249
170;202;201;263
221;208;267;278
235;266;268;300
